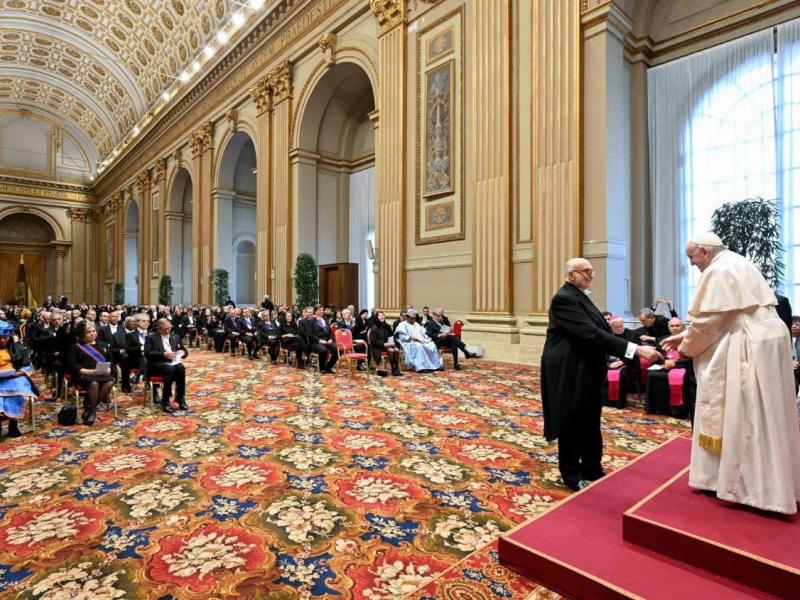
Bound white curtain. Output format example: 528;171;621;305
649;29;775;311
778;19;800;311
349;166;375;310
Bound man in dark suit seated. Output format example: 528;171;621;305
299;305;338;374
256;310;280;363
634;308;671;345
236;308;258;359
124;313;151;388
145;318;188;413
425;308;473;370
603;317;640;408
41;311;67;400
645;317;696;419
223;307;241;356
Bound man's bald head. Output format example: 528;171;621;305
668;317;684;334
564;257;596;291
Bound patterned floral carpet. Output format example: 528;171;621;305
0;350;690;599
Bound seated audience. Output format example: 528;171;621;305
124;313;151;384
369;311;402;376
145;318;188;413
0;320;38;437
237;308;258;359
425;308;473;370
604;317;640;408
67;321;114;425
278;311;305;367
299;305;338;374
395;309;443;372
645;317;696;418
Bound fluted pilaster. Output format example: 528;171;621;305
190;122;215;304
373;4;406;310
251;77;273;300
470;0;513;315
531;0;581;312
270;62;292;303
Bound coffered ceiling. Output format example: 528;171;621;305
0;0;237;172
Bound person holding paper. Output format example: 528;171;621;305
369;311;402;377
0;320;39;437
145;318;188;413
66;321;115;425
425;308;473;370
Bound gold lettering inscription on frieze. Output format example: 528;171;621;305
0;182;92;203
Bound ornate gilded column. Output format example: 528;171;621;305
250;78;273;300
52;243;68;299
189;122;215;304
371;0;406;311
153;158;168;281
519;0;582;361
67;207;89;303
134;170;152;304
268;61;292;303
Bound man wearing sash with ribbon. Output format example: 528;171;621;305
661;233;800;514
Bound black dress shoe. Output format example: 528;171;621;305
176;399;188;411
391;370;404;377
7;421;21;438
454;364;463;370
564;479;590;492
583;470;606;481
160;401;174;414
357;364;367;371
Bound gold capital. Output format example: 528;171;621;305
67;207;89;222
371;0;405;35
189;122;214;157
249;78;273;115
134;170;151;193
152;158;167;183
268;60;292;104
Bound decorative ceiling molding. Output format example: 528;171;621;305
0;0;237;166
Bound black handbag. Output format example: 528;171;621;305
57;404;77;426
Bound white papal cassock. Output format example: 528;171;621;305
679;250;800;514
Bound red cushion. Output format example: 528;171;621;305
343;353;368;359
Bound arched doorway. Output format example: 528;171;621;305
124;199;139;304
295;62;376;310
216;131;256;305
0;213;57;306
168;168;193;304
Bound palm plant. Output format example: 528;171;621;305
710;197;784;289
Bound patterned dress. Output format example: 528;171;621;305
0;348;35;419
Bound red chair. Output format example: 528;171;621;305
334;329;368;377
144;375;165;409
74;382;118;419
453;319;464;338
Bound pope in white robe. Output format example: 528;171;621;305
662;234;800;514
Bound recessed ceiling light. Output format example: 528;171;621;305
217;30;229;44
179;71;190;82
192;61;201;72
162;91;170;102
249;0;265;9
232;12;245;26
203;46;215;59
133;126;140;135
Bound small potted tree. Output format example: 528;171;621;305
213;269;229;306
158;275;173;306
294;253;318;308
710;197;784;288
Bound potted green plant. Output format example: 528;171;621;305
213;269;229;306
112;282;125;305
710;196;784;288
293;253;318;308
158;275;173;305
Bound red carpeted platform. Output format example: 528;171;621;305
498;437;778;599
623;469;799;599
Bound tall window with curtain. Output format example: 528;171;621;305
649;21;800;311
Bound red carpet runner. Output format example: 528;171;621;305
498;436;789;599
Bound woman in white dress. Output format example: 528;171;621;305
394;309;443;372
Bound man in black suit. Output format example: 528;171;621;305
223;307;241;356
426;308;473;370
145;318;188;413
541;258;660;491
260;295;275;311
236;308;258;359
299;304;338;374
256;310;280;363
124;313;151;386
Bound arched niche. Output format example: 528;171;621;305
216;131;257;305
0;212;58;306
167;167;193;304
123;198;139;303
294;61;376;310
